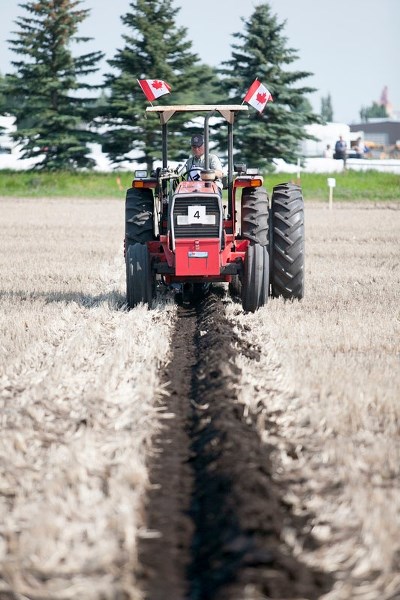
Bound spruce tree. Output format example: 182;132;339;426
5;0;104;170
103;0;220;171
218;3;319;169
0;74;7;116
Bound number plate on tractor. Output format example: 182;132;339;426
188;251;208;258
177;205;216;225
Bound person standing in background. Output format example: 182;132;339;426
334;135;347;168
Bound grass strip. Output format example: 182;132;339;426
0;168;399;201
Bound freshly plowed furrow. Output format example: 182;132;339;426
139;292;332;600
137;306;197;599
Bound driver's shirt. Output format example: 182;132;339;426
185;153;223;190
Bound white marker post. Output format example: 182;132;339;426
327;177;336;209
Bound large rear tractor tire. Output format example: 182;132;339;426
126;243;154;309
270;183;305;299
241;186;269;246
125;187;154;246
241;242;269;313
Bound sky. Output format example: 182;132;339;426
0;0;399;124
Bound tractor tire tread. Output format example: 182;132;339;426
125;187;154;245
270;183;305;299
241;186;269;246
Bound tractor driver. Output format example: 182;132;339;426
185;134;223;194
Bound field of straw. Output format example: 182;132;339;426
226;202;400;598
0;196;399;599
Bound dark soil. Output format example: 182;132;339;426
138;291;333;600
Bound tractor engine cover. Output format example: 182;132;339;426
170;189;222;276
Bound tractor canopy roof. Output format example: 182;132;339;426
146;105;248;124
146;105;249;192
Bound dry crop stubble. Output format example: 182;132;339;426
1;197;399;599
225;203;400;599
0;198;176;599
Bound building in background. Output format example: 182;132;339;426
350;119;400;148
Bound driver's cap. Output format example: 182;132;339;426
191;134;204;147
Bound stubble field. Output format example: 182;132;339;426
0;197;399;599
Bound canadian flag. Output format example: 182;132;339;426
243;79;273;113
137;79;171;102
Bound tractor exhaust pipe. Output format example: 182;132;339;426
203;110;216;171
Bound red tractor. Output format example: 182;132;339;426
125;105;304;312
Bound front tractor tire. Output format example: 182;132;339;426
241;242;269;313
241;186;269;246
126;243;154;309
270;183;305;299
125;187;154;246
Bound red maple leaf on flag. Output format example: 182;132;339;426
256;92;267;104
138;78;171;101
243;79;272;112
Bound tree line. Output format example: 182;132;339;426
0;0;323;171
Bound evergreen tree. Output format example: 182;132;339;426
218;3;319;169
0;72;28;121
103;0;220;171
5;0;104;170
293;96;313;114
0;74;7;115
360;102;388;122
0;74;7;137
320;93;334;122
